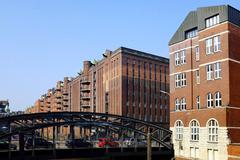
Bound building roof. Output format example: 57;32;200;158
169;5;240;45
114;47;169;63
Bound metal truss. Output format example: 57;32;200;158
0;112;172;150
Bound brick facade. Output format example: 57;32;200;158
169;5;240;160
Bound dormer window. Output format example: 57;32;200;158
185;28;198;39
206;14;219;28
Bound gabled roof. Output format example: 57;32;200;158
169;5;240;45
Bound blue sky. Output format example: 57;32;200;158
1;0;240;111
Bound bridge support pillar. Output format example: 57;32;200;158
70;125;75;148
53;125;56;158
19;132;25;160
8;125;11;160
147;129;152;160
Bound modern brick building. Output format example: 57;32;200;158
69;47;169;126
169;5;240;160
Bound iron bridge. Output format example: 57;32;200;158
0;112;173;159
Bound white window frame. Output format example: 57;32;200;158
206;15;220;28
175;74;180;88
175;98;180;111
196;96;200;109
196;70;200;84
214;36;221;52
190;147;199;159
206;38;213;55
215;92;222;107
180;50;186;64
175;120;184;140
195;46;199;61
175;52;180;66
214;62;221;79
181;97;186;110
207;93;213;108
181;73;187;87
207;119;218;142
190;120;200;141
206;65;213;80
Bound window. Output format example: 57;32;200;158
180;50;186;64
206;65;213;80
190;147;199;159
206;38;213;54
195;46;199;61
214;62;221;79
215;92;222;107
196;70;200;84
207;93;213;108
207;119;218;142
175;73;186;88
175;74;181;88
175;120;183;140
181;98;186;110
208;149;219;160
190;120;200;141
206;15;220;28
175;50;186;66
196;96;200;109
181;73;187;87
175;98;180;111
175;52;180;66
185;28;198;39
214;36;221;52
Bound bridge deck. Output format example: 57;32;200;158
0;147;174;160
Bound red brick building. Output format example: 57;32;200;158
28;47;169;138
169;5;240;160
69;47;169;125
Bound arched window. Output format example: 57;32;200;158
181;98;186;110
190;120;200;141
175;99;180;111
207;119;218;142
207;93;213;108
215;92;222;107
175;120;184;140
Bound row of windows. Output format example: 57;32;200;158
207;92;222;108
206;62;221;80
174;35;221;66
206;14;220;28
174;50;186;66
175;98;186;111
175;119;218;142
175;62;221;88
175;73;186;88
174;92;222;111
206;36;221;54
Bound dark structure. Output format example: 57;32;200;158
0;112;173;159
0;100;10;114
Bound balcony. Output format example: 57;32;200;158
81;77;90;84
56;99;62;104
81;104;91;108
55;93;62;99
81;87;90;92
56;105;62;110
63;95;68;101
81;96;91;100
63;91;68;95
63;101;68;107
